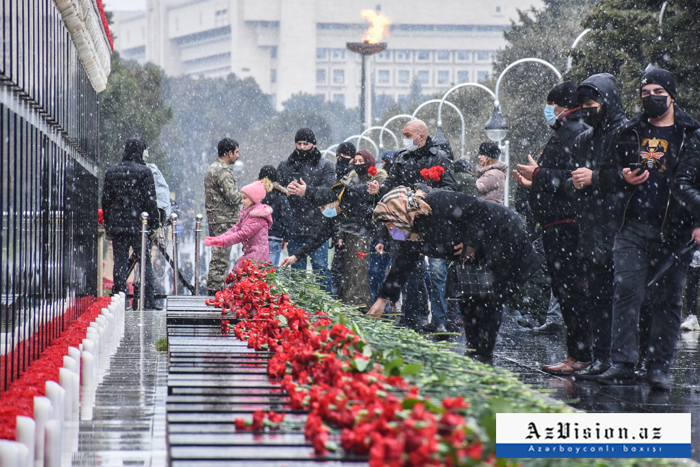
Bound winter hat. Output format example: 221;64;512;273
381;150;397;162
295;128;316;145
547;81;578;108
454;157;473;174
336;142;356;158
241;181;268;205
640;68;676;100
356;150;376;167
314;187;338;207
478;142;501;159
577;85;604;105
258;165;277;183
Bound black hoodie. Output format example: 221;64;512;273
101;138;159;236
565;74;627;260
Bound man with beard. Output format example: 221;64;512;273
592;69;700;389
277;128;335;293
564;74;627;377
513;81;590;374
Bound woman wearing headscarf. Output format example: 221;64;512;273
368;186;541;364
475;142;508;204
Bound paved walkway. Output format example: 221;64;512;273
71;308;168;467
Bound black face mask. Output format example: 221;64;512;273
581;106;604;128
642;95;670;119
354;164;368;176
297;148;314;158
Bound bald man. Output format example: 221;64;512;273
369;119;456;334
369;119;455;197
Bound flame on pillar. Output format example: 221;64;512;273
360;10;392;44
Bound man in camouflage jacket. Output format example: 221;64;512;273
204;138;242;295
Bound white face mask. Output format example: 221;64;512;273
142;149;149;161
403;134;421;152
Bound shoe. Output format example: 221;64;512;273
634;360;647;381
575;359;611;378
648;370;671;390
467;353;493;366
435;323;448;333
420;316;430;328
445;322;461;333
541;357;577;375
588;363;635;385
421;322;438;333
517;315;539;329
531;321;565;334
680;315;700;331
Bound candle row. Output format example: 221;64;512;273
0;292;126;467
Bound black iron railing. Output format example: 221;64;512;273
0;0;101;390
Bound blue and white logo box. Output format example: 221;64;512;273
497;413;691;459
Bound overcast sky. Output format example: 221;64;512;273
105;0;145;11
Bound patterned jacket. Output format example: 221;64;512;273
204;158;241;226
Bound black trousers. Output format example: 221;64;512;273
112;232;155;305
542;222;592;362
460;294;506;359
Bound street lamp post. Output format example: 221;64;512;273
567;29;592;71
358;126;400;151
347;42;387;129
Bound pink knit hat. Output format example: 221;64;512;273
240;180;267;205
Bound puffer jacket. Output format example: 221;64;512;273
602;105;700;243
101;138;159;236
564;73;627;260
277;147;336;237
476;161;508;204
205;204;273;271
674;130;700;228
530;108;589;225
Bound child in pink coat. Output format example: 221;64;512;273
205;180;274;272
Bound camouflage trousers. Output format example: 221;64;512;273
207;222;235;295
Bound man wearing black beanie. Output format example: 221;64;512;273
514;81;591;375
335;141;356;180
590;69;700;389
277;128;335;293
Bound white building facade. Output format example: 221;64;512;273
111;0;542;110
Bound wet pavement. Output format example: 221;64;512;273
489;309;700;463
71;308;168;467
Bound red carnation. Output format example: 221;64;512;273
357;252;367;259
98;209;104;224
420;166;444;182
368;166;378;176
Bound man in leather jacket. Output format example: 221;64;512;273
590;69;700;389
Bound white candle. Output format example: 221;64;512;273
81;339;94;355
15;415;35;464
16;442;28;467
81;352;94;390
0;439;20;467
62;356;76;373
33;396;52;464
43;420;62;467
59;368;73;420
68;347;80;375
44;382;64;432
71;373;80;416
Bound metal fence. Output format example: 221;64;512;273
0;0;100;390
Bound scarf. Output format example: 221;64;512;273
373;186;431;240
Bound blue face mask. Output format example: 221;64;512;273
544;104;558;126
389;227;408;241
322;206;337;218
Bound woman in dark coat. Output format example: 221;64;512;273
367;186;541;364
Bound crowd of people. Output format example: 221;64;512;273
102;67;700;392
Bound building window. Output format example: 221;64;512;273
332;49;346;61
333;94;346;106
270;94;276;108
457;71;469;83
333;69;345;84
396;50;411;62
476;51;493;62
437;70;450;85
495;6;502;13
397;70;410;85
270;69;277;83
316;69;326;84
270;46;277;59
214;9;228;26
436;50;450;62
416;70;430;85
455;50;471;62
377;70;390;84
317;48;328;60
376;49;391;61
416;50;431;62
477;71;489;82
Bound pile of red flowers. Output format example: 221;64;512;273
420;166;445;182
209;261;510;467
0;296;112;440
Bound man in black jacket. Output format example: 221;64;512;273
102;138;159;309
513;81;591;375
591;69;700;389
564;74;628;377
277;128;336;293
